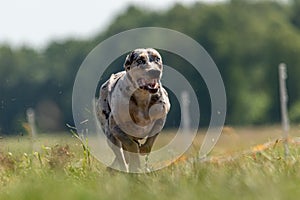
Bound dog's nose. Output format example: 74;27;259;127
148;69;161;78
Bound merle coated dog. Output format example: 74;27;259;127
96;48;170;172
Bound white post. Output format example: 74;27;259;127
26;108;37;137
278;63;290;157
26;108;38;151
181;91;191;133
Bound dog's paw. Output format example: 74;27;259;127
106;166;119;174
139;144;151;156
149;103;167;120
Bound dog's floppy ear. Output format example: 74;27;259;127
124;51;136;71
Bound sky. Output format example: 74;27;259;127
0;0;222;48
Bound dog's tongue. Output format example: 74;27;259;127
147;82;157;89
137;78;159;93
146;85;158;93
140;80;159;94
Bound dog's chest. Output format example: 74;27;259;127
129;96;152;126
110;82;155;137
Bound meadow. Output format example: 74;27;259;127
0;126;300;200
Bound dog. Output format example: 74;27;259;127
96;48;170;172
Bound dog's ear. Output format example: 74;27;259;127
124;51;136;71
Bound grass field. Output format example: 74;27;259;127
1;126;300;200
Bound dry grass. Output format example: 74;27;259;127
0;126;300;200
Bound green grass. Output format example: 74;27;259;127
1;127;300;200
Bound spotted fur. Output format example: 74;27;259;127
96;48;170;172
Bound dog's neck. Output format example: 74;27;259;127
121;73;138;94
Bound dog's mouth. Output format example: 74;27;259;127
137;78;160;93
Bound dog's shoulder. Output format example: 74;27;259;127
96;71;126;131
106;71;126;93
99;71;126;102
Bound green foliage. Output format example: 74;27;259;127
290;101;300;123
1;1;300;133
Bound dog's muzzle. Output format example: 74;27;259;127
148;69;161;79
137;77;160;94
138;69;161;93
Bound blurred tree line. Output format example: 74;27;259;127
1;0;300;134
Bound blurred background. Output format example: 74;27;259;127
1;0;300;135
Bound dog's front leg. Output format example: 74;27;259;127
106;133;127;171
112;126;141;172
121;141;141;172
140;118;165;156
139;134;158;156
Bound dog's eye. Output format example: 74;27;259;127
136;58;145;65
154;57;160;62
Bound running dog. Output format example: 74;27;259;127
96;48;170;172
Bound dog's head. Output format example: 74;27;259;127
124;48;163;94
